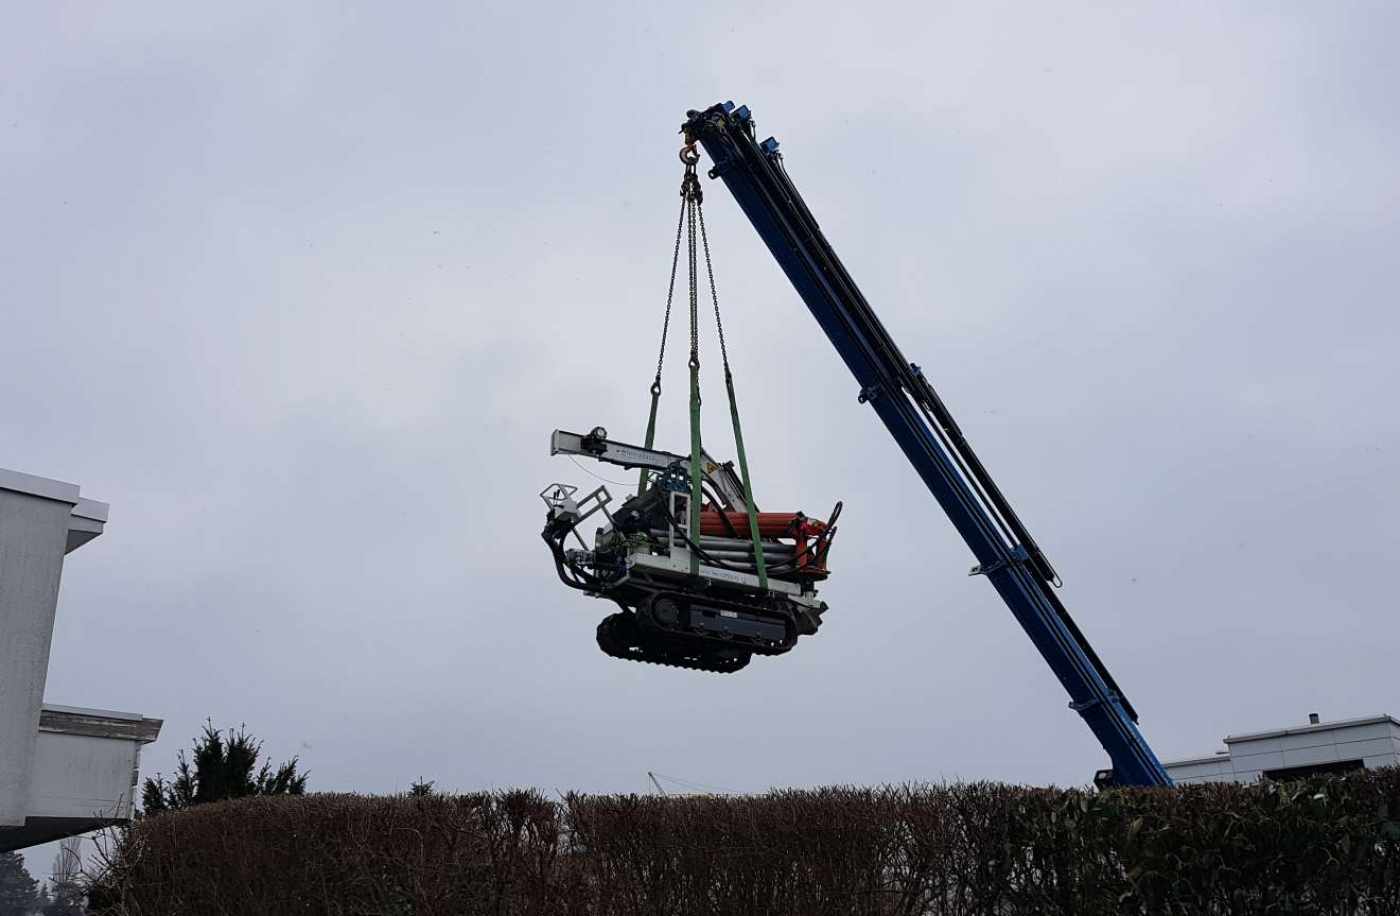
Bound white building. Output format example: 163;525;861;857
0;467;161;852
1163;713;1400;785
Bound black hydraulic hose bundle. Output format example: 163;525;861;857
661;501;841;577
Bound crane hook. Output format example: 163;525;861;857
679;142;700;166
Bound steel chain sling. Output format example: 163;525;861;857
638;197;686;495
640;143;769;588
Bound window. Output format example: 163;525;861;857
1261;759;1364;781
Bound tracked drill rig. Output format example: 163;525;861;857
541;432;838;674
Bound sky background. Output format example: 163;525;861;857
5;0;1399;880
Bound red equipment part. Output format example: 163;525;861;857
698;509;836;578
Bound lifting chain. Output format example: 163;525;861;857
639;140;769;589
637;151;691;495
697;203;730;380
651;202;685;396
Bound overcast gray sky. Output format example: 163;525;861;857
5;0;1399;874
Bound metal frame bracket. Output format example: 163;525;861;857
968;544;1031;577
1070;692;1121;713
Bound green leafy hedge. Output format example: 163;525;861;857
91;768;1400;915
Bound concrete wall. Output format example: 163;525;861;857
0;473;81;826
1162;754;1236;785
31;731;140;820
31;707;161;821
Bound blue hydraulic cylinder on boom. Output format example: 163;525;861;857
682;101;1172;788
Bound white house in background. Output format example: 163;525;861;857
1163;713;1400;785
0;467;162;852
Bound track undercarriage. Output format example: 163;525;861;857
595;580;814;674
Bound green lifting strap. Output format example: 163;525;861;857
637;384;661;495
685;187;704;576
695;197;768;590
723;370;768;589
688;363;703;577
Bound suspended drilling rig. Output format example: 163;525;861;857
542;142;840;674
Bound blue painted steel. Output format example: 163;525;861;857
683;102;1171;787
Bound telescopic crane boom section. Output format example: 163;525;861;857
682;101;1171;788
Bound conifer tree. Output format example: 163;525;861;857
0;852;38;916
142;720;308;813
42;838;84;916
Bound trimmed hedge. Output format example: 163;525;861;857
91;769;1400;915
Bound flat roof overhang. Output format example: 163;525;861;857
1223;714;1400;745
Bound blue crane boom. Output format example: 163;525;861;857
682;101;1171;787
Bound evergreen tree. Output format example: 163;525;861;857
42;839;84;916
0;852;38;916
409;778;436;797
142;720;308;814
41;879;80;916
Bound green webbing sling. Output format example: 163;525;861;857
722;370;767;589
640;145;769;589
685;176;703;576
696;199;768;590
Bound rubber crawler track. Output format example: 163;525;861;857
642;590;799;656
596;612;751;674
